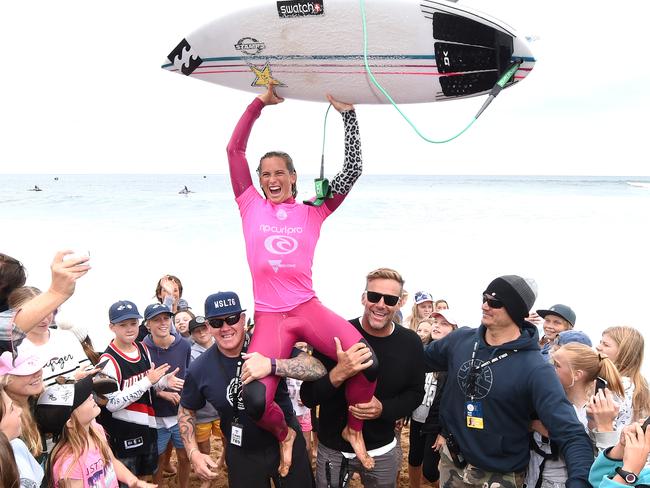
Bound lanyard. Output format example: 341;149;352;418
467;341;518;400
470;341;518;369
215;334;251;423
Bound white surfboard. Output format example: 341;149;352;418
162;0;535;104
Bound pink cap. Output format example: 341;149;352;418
0;351;45;376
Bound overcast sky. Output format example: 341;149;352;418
1;0;648;176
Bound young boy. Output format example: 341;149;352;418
99;300;182;480
142;303;192;488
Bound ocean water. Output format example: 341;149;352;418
2;174;650;366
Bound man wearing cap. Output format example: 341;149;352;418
142;302;191;488
536;304;576;361
424;275;593;488
178;291;316;488
99;300;182;481
188;315;226;480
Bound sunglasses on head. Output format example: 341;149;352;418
482;295;504;309
366;291;400;307
207;312;242;329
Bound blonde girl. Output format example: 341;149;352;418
405;291;434;331
40;376;155;488
528;343;625;488
597;326;650;424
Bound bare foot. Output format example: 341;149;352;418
279;428;297;477
342;426;374;470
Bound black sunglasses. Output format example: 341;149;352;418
482;295;504;309
366;291;400;307
207;312;242;329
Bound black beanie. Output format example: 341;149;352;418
483;275;537;325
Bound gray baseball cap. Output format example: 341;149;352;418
537;304;576;327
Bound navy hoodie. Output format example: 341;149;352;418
424;322;593;488
143;332;191;418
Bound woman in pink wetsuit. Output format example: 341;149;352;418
226;85;377;475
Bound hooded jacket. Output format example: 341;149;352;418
143;332;191;418
424;322;593;488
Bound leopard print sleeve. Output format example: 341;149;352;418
330;109;362;195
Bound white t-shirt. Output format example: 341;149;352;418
19;328;91;387
286;378;309;416
11;437;44;488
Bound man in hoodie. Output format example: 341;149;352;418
142;302;192;488
424;275;593;488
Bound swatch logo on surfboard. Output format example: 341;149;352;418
277;0;324;18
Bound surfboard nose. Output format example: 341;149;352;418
430;11;533;97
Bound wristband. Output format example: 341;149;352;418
270;358;277;375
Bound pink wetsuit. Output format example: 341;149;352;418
226;98;374;440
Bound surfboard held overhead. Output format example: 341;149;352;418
162;0;535;104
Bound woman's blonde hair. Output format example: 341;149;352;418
415;319;434;344
3;369;44;459
405;301;433;331
603;326;650;420
48;412;112;484
559;343;625;398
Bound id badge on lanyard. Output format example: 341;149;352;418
230;422;243;446
465;401;484;429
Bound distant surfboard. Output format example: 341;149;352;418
627;181;650;189
162;0;535;104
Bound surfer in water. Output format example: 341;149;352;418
226;84;377;475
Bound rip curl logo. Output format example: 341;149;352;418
276;208;288;221
264;235;298;255
226;377;245;410
457;359;493;400
259;223;303;235
277;0;324;18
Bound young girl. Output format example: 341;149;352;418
1;350;47;477
414;319;433;344
38;375;156;488
1;379;43;488
528;343;625;488
404;292;434;331
8;287;92;388
413;311;458;488
596;326;650;425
